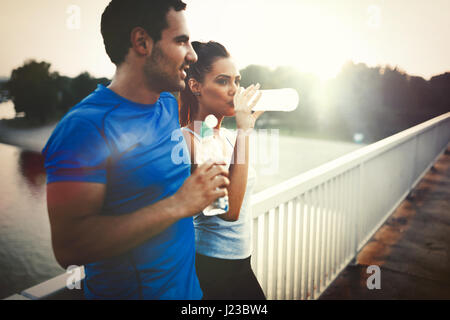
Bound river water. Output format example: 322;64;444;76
0;143;64;299
0;128;364;299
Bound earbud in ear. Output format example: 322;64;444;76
138;37;147;49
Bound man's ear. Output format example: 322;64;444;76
188;78;201;96
130;27;153;56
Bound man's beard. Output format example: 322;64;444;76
143;45;185;93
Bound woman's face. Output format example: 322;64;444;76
197;57;241;118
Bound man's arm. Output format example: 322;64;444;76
47;161;229;269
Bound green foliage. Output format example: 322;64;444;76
5;60;110;125
6;60;60;124
55;72;110;115
236;62;449;143
3;59;449;143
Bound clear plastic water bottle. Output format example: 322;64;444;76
196;115;229;216
251;88;299;112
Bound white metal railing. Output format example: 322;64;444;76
5;112;449;300
250;112;450;300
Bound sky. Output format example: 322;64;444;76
0;0;449;81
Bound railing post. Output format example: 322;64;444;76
293;196;303;300
325;180;332;285
303;192;310;299
409;134;419;196
355;162;364;257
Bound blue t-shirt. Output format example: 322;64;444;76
42;84;202;300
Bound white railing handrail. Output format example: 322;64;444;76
251;112;450;218
249;111;450;300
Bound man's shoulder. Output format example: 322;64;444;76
159;92;177;106
62;95;122;128
45;99;119;152
66;103;115;124
54;91;177;135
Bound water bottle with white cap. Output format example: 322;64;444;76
250;88;299;112
196;114;230;216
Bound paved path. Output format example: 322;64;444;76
320;148;450;299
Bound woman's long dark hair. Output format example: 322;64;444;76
179;41;230;127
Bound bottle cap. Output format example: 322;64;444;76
201;115;217;138
205;114;218;128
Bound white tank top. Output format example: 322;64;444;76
181;126;257;259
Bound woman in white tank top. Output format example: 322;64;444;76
178;41;266;300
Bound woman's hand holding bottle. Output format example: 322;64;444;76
234;83;264;131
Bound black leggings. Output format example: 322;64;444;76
195;253;266;300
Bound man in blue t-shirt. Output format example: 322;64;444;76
42;0;230;299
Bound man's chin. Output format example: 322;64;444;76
169;79;186;92
177;81;186;91
157;82;185;93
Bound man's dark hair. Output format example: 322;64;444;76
101;0;187;66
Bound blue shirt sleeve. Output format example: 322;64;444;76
42;116;111;184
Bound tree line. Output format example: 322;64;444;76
234;62;449;143
2;60;109;124
1;59;449;143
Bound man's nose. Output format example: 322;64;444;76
187;43;198;64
